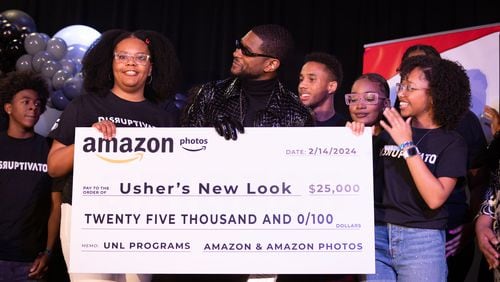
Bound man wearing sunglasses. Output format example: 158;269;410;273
183;24;313;141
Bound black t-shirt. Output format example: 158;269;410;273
377;127;467;229
373;134;386;221
0;132;52;262
49;92;179;204
0;113;7;131
316;113;348;127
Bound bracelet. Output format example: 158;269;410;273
399;141;414;151
38;248;52;257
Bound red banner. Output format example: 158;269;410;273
362;24;499;140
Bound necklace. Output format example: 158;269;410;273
414;128;436;146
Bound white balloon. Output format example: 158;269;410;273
53;25;100;48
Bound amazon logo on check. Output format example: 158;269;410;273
81;136;174;163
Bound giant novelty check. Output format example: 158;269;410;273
70;127;374;274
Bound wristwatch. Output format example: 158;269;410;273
403;146;420;159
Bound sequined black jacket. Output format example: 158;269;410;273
182;77;314;127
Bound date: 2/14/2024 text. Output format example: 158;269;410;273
285;147;357;156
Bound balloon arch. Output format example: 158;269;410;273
0;9;101;135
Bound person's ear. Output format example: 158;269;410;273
265;59;280;72
327;81;338;94
383;98;391;108
4;103;12;115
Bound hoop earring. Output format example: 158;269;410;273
147;75;152;85
108;73;113;81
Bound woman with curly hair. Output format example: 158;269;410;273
358;55;470;281
47;29;181;282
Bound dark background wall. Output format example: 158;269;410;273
0;0;498;115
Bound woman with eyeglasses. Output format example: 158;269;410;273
396;45;489;282
47;29;181;282
346;73;390;261
351;56;470;281
346;73;390;134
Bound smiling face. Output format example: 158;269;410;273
4;89;42;134
348;77;389;126
397;67;433;121
298;61;336;108
111;37;152;101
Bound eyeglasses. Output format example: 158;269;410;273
114;52;151;66
235;39;277;59
345;92;386;105
395;83;428;93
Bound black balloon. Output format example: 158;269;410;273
18;26;30;40
1;10;36;33
50;90;70;111
6;38;25;57
0;23;20;44
0;19;9;28
0;27;25;73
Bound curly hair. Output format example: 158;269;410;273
82;29;181;102
0;71;49;118
399;56;470;129
251;24;294;63
304;52;343;89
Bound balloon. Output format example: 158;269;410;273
63;73;83;100
50;89;70;110
74;60;83;73
1;10;36;32
31;50;54;72
39;33;50;43
63;44;87;65
46;37;67;60
0;22;20;44
2;38;26;73
40;60;62;79
44;77;53;91
53;25;100;47
6;38;25;58
19;26;30;35
58;58;76;75
24;32;46;55
34;106;62;137
52;69;72;90
16;53;33;72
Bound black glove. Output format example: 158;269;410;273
214;116;244;140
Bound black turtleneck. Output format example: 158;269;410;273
241;78;277;127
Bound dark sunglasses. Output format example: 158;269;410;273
235;39;277;59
